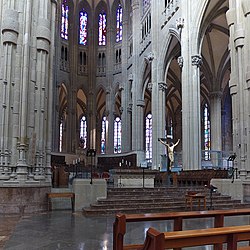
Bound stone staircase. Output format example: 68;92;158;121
83;186;250;216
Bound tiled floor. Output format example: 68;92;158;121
0;215;21;249
2;211;250;250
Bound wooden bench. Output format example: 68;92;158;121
47;192;75;212
113;208;250;250
185;191;206;210
133;225;250;250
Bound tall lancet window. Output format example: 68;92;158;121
116;4;123;42
59;119;63;152
167;118;173;139
80;116;87;149
98;12;107;45
101;116;107;154
145;113;152;160
61;1;69;39
79;10;88;45
114;117;121;153
204;103;211;160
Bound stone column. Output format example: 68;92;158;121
0;2;19;180
127;102;132;152
45;0;57;182
152;81;167;170
182;54;202;170
210;91;222;151
105;88;114;155
227;1;247;178
121;15;130;153
120;83;131;153
87;91;97;150
191;55;202;170
131;0;140;156
210;91;222;167
16;0;33;181
30;0;52;181
135;99;145;164
241;0;250;180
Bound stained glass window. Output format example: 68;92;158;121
98;12;107;45
59;119;63;152
168;118;173;139
79;10;88;45
61;1;69;40
204;103;211;160
116;5;123;42
114;117;121;153
145;113;152;160
101;116;107;154
80;116;87;149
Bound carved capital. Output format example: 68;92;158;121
144;52;154;63
137;100;145;107
106;87;111;94
209;91;223;99
176;17;184;29
158;81;167;92
119;83;124;91
177;56;183;68
128;74;133;81
191;55;202;67
127;103;133;113
119;107;124;114
147;82;153;92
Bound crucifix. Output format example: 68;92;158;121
158;137;180;170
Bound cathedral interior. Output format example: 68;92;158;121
0;0;250;219
1;0;250;249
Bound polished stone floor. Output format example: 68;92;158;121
1;211;250;250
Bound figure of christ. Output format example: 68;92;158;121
158;138;180;169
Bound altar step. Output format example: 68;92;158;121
83;187;250;216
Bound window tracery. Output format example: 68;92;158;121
80;116;87;149
101;116;107;154
145;113;152;160
203;103;211;160
61;1;69;40
79;10;88;45
114;117;121;153
116;4;123;42
98;12;107;45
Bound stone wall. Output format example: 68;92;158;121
0;186;50;214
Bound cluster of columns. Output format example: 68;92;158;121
0;0;56;185
227;0;250;179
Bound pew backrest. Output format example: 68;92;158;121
141;224;250;250
113;208;250;250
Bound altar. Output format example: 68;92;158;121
109;168;158;188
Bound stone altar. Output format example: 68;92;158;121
109;168;158;188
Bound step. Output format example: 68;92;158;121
83;186;248;216
97;197;185;204
90;201;186;209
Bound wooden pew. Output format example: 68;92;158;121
135;225;250;250
113;208;250;250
